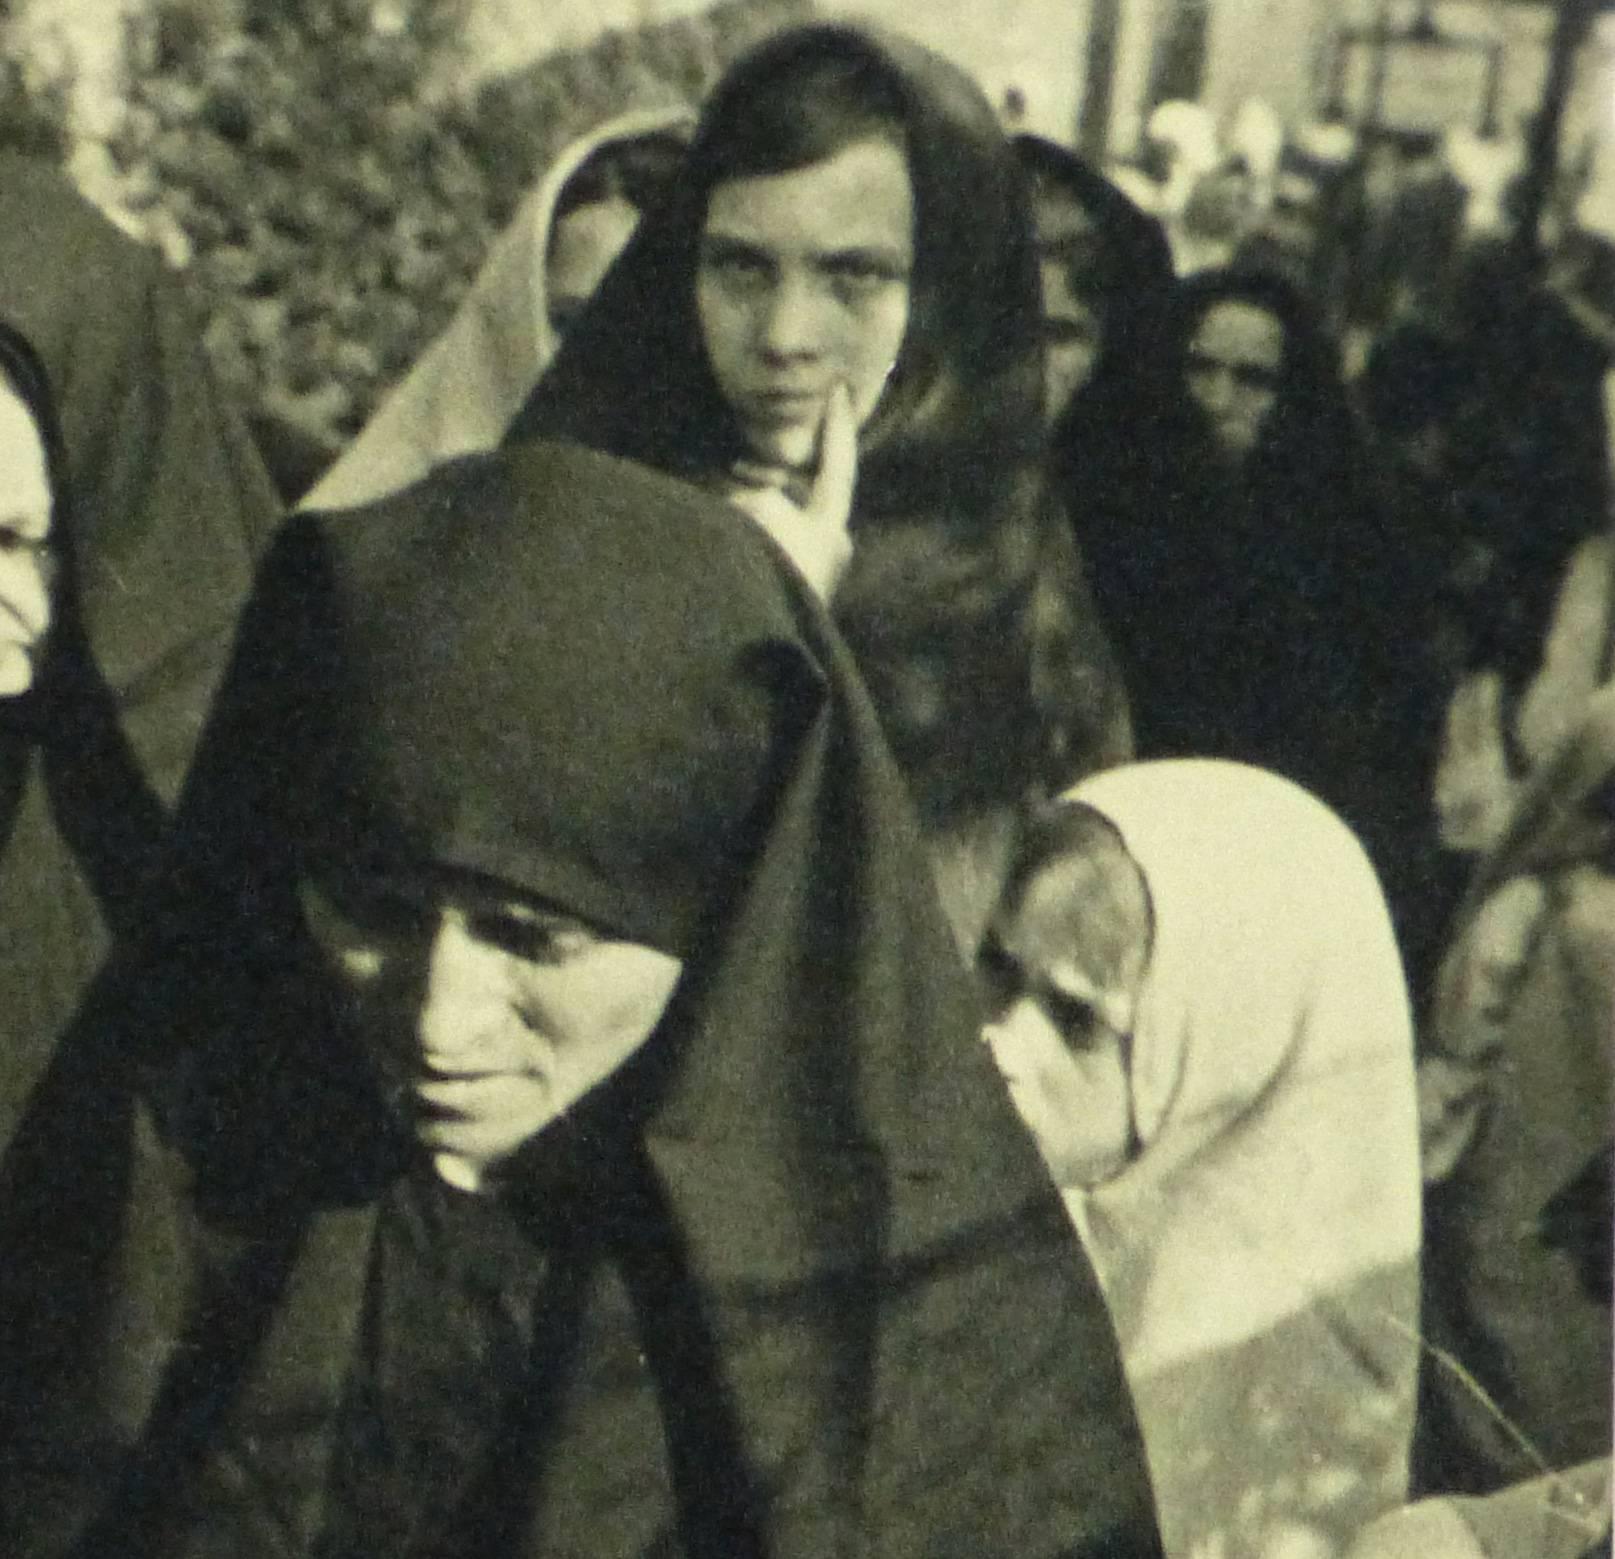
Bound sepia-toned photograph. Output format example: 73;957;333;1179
0;0;1608;1554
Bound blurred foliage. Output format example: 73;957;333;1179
85;0;809;447
0;0;74;161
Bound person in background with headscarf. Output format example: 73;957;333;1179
1012;133;1173;431
507;23;1131;959
1079;266;1443;986
0;317;166;1065
1414;680;1615;1500
982;760;1422;1559
0;152;279;1156
303;107;693;512
0;433;1163;1558
1011;134;1167;790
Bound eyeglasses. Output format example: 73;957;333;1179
0;522;55;576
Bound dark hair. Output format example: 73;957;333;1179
1015;133;1174;455
998;796;1154;1000
1014;134;1172;305
515;24;1041;495
695;33;910;185
1164;265;1360;479
0;320;166;933
0;323;66;683
509;25;1058;834
550;130;690;232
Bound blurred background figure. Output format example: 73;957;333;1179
1347;1146;1610;1559
1076;264;1442;984
1014;132;1174;430
304;106;693;510
1415;673;1615;1501
983;760;1422;1559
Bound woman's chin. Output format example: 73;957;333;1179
741;419;819;471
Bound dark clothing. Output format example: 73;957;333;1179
1079;269;1435;959
509;24;1128;828
1417;696;1615;1496
1;443;1162;1558
0;156;279;1152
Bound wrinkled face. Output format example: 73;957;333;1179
1183;298;1284;465
546;195;641;340
980;853;1148;1190
300;868;683;1191
697;135;913;468
0;383;53;697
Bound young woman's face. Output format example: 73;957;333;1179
300;868;683;1190
696;135;913;468
0;382;53;697
1183;298;1285;466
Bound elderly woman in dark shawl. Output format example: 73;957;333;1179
507;23;1131;955
0;153;280;1152
0;318;169;1122
0;434;1162;1558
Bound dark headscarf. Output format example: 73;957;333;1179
1075;269;1439;929
507;24;1098;830
0;153;279;802
18;443;1161;1558
0;154;279;1154
1158;266;1368;508
0;321;166;1133
1013;132;1174;435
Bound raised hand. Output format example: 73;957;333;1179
724;381;856;604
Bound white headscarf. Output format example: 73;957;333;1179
302;106;694;512
1062;760;1422;1558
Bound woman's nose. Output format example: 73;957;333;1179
756;272;822;359
416;911;510;1059
0;555;51;642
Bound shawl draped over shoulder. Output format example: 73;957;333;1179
302;106;695;513
1062;760;1422;1559
0;155;279;1152
1;439;1162;1559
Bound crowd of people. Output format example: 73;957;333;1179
0;16;1608;1559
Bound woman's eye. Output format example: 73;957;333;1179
0;523;48;559
702;247;772;291
823;259;907;305
467;908;595;965
977;938;1022;1013
1050;993;1103;1051
317;876;425;940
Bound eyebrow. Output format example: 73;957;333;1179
701;232;913;273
